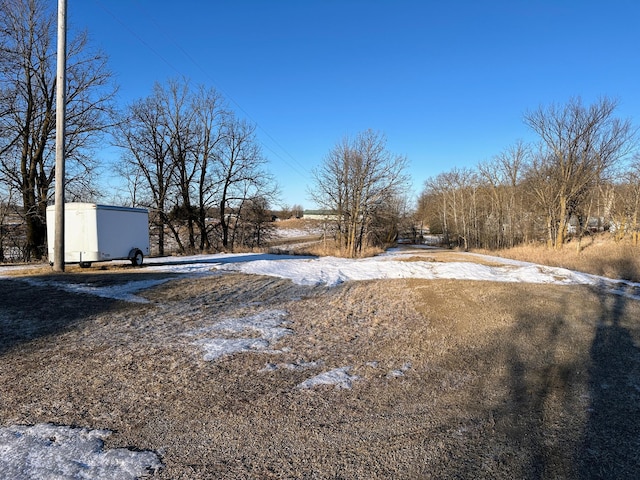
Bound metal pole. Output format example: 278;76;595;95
53;0;67;272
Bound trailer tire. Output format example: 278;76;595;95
130;249;144;267
80;262;92;268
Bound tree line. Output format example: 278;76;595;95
115;79;276;255
417;97;639;250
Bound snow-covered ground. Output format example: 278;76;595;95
1;246;639;302
143;247;638;297
271;227;322;239
2;246;639;478
0;247;634;297
0;424;162;479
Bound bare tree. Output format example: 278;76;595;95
627;157;640;245
293;204;304;218
608;155;640;244
524;97;635;248
191;84;226;251
277;203;304;220
166;79;198;250
234;195;274;248
116;79;275;254
415;187;443;239
310;130;409;257
0;182;15;262
421;173;450;244
0;0;115;260
478;140;529;248
425;168;478;250
116;87;176;255
214;116;276;250
369;193;412;246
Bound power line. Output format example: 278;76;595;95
92;0;311;181
91;0;183;80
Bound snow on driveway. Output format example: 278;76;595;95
0;424;161;479
17;277;171;303
144;248;639;300
2;248;638;297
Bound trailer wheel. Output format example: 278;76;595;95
131;249;144;266
80;262;92;268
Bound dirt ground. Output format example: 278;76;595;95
1;260;640;479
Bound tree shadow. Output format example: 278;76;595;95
487;286;640;479
489;302;583;479
577;291;640;478
143;252;317;267
0;276;123;357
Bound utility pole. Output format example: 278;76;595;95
53;0;67;272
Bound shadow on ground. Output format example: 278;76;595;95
0;276;125;356
432;280;640;480
495;287;640;479
577;291;640;478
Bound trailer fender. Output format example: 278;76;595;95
129;248;144;266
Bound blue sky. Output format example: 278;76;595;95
69;0;640;209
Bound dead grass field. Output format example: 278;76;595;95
1;254;640;478
476;235;640;283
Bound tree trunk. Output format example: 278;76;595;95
555;195;568;249
157;220;165;256
24;207;46;260
220;201;229;249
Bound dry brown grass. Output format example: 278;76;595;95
475;234;640;282
294;238;385;258
393;248;509;267
274;218;322;231
1;261;640;478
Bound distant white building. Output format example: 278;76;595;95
302;210;339;221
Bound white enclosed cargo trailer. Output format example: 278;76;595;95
46;203;150;267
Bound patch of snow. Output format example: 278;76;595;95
386;362;412;379
213;256;592;287
188;309;293;361
273;228;321;238
0;423;161;480
17;277;170;303
297;366;360;390
205;310;292;342
192;337;271;361
260;360;324;372
259;363;279;372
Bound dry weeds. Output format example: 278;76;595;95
477;234;640;282
295;240;385;259
273;218;320;231
1;263;640;478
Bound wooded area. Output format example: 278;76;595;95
115;79;277;255
417;97;639;251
